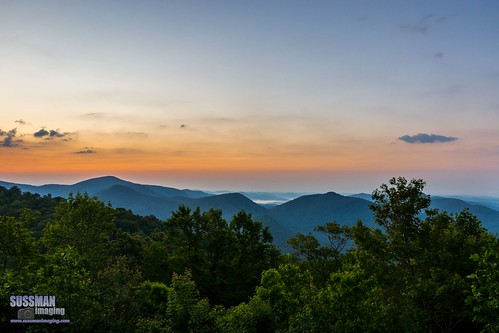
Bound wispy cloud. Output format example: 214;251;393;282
127;132;148;137
75;148;97;154
434;52;444;61
399;133;458;144
398;14;449;34
82;112;106;119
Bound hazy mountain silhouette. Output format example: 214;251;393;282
96;184;184;219
432;197;499;233
349;193;373;201
443;195;499;211
271;192;376;233
0;176;208;200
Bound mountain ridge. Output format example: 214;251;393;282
1;176;498;246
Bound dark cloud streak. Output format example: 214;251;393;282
34;128;69;138
49;130;65;137
75;148;97;154
34;129;49;137
399;133;458;144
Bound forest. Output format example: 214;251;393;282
1;177;498;332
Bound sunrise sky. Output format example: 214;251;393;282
1;1;499;195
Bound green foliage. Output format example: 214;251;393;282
164;271;216;332
288;221;349;285
144;206;279;306
221;297;275;333
0;186;61;237
0;214;37;273
289;262;389;333
351;177;489;332
255;264;315;330
229;211;280;302
371;177;431;267
34;245;89;301
467;238;499;332
114;207;164;235
83;256;143;332
43;192;116;273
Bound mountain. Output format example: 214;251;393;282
432;197;499;233
96;184;185;219
1;176;498;248
0;180;67;197
349;194;499;233
0;176;209;200
0;176;295;248
188;193;268;218
241;191;306;205
271;192;375;233
183;193;294;249
349;193;373;201
447;195;499;211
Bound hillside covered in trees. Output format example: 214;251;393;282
1;177;498;332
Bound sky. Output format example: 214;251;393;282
1;1;499;195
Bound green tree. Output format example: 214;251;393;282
288;221;349;285
371;177;431;270
0;213;37;273
81;256;143;332
220;297;276;333
33;245;90;331
146;206;279;306
467;237;499;332
229;211;280;304
164;271;216;333
288;261;389;333
349;177;488;332
255;263;315;330
135;281;170;332
43;193;116;274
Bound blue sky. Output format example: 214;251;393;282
1;1;499;195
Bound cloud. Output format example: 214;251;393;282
1;128;21;147
399;133;458;144
49;130;66;137
398;14;449;34
75;148;97;154
434;52;444;60
82;112;105;119
34;128;69;138
126;132;148;137
15;119;27;125
34;129;50;137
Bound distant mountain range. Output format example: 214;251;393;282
1;176;498;248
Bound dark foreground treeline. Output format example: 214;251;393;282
1;177;498;332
